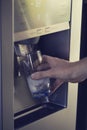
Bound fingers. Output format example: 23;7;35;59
42;55;54;63
31;70;53;79
37;63;50;71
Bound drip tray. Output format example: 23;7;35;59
14;76;68;129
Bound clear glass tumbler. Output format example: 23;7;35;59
26;50;51;101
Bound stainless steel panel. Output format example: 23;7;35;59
15;0;83;130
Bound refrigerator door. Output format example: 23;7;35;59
14;0;83;130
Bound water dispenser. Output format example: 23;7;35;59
14;32;69;129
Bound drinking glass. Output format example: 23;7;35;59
23;50;51;102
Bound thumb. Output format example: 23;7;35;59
31;70;52;79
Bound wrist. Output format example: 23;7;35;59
68;59;87;82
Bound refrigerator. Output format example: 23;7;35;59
0;0;83;130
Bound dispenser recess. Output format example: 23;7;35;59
14;30;69;129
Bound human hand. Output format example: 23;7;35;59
31;55;69;91
31;55;87;91
31;55;70;80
